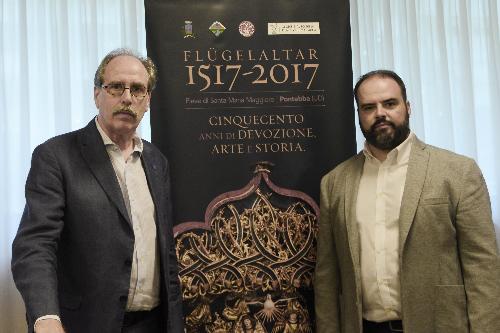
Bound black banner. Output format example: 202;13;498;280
145;0;355;331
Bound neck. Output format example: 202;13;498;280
367;143;389;162
108;132;134;149
97;117;136;158
111;133;136;160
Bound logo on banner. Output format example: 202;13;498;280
209;21;226;37
238;21;255;37
268;22;321;35
183;20;195;38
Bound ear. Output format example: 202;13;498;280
145;93;152;112
406;101;411;116
93;87;101;108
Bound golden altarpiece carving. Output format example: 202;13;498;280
174;163;319;332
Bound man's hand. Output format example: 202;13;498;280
34;318;65;333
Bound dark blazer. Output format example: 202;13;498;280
315;137;500;333
11;120;184;333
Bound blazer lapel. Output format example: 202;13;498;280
399;138;429;256
345;153;365;279
141;144;163;220
78;120;131;226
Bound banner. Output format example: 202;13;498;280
145;0;355;331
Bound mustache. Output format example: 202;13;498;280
112;108;137;119
370;118;395;131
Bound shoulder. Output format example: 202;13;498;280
321;153;363;185
32;127;86;159
33;120;95;153
142;139;166;158
413;139;484;191
141;139;169;167
419;140;477;171
142;138;162;154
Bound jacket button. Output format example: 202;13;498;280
125;259;132;267
119;295;127;302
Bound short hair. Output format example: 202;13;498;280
353;69;407;107
94;48;158;91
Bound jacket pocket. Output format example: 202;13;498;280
422;196;449;205
435;285;468;332
59;291;82;310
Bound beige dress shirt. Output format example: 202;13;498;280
96;119;160;311
356;132;414;322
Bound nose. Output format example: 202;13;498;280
120;88;133;105
374;104;387;118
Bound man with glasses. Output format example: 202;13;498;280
12;49;184;333
314;70;500;332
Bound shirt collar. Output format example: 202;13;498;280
363;131;414;165
95;117;143;154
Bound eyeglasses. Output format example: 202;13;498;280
101;82;149;99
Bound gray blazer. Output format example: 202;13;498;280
315;137;500;333
11;120;184;333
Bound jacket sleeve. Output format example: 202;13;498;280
455;158;500;332
314;174;341;333
11;143;65;328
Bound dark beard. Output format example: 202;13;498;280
360;114;410;151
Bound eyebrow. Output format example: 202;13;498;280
106;80;146;87
360;98;399;108
359;102;375;109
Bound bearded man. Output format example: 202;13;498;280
314;70;500;333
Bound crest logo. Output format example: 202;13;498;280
183;20;195;38
238;21;255;37
209;21;226;37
